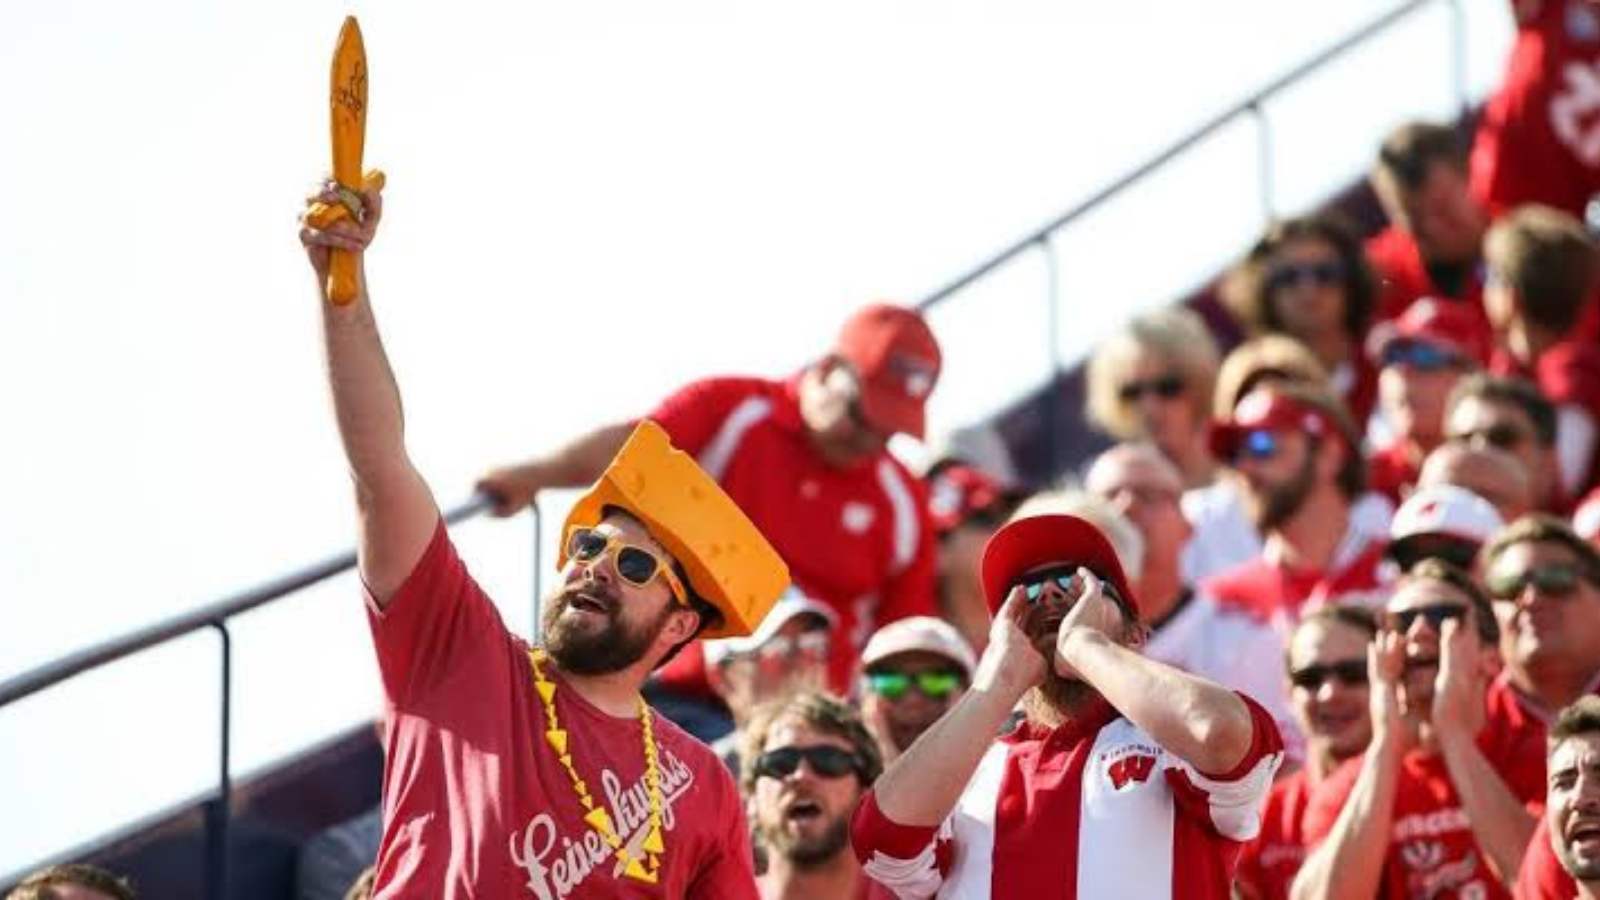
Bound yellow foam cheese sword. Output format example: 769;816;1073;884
308;16;384;305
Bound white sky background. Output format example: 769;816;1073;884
0;0;1511;875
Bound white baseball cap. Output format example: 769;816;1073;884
1388;484;1503;553
860;616;977;677
703;588;837;666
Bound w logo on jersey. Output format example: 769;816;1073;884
1106;753;1157;790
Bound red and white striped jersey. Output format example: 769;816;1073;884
851;695;1284;899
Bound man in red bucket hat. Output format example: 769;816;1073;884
852;513;1284;898
478;303;944;734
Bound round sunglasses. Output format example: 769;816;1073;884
752;745;865;781
565;526;687;606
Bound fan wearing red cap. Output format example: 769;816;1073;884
1203;383;1392;628
476;303;944;726
852;514;1284;899
1367;299;1487;503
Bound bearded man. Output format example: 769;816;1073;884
741;692;884;900
1203;383;1390;629
299;177;788;897
850;514;1284;897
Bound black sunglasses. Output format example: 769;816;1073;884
1289;659;1368;691
1486;561;1587;601
1267;260;1345;293
1450;422;1529;451
753;745;864;781
1117;374;1185;404
1387;603;1466;633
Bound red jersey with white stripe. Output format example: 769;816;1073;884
850;695;1284;899
1233;769;1316;900
1471;0;1600;218
648;376;937;696
1301;695;1547;900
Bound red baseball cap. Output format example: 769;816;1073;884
1365;298;1490;367
979;514;1140;618
835;303;942;439
926;463;1012;535
1208;389;1345;461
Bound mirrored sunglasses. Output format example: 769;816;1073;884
866;670;965;701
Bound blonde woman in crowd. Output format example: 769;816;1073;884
1086;308;1222;491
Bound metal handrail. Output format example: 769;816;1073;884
0;494;543;897
915;0;1465;313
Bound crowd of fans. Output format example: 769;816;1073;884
19;4;1600;897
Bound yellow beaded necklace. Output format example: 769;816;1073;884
527;647;666;884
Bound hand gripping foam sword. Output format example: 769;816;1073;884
307;16;385;305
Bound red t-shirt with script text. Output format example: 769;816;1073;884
1234;769;1317;900
365;520;758;899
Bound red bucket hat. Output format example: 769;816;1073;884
979;514;1140;618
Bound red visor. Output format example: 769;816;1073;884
1208;389;1342;460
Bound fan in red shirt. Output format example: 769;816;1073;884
1223;214;1382;427
1367;300;1490;504
1471;0;1600;220
478;304;942;724
1367;122;1491;334
1291;561;1547;900
1484;205;1600;503
1514;695;1600;900
1235;606;1378;900
851;513;1284;898
299;181;789;898
1444;374;1568;514
1203;383;1392;630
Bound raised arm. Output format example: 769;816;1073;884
1289;633;1408;900
1055;573;1257;775
475;421;634;516
869;588;1044;826
300;179;439;605
1432;617;1536;887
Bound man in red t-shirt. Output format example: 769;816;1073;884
1203;384;1391;630
1369;301;1490;503
1292;561;1546;900
1514;696;1600;900
300;181;790;897
478;305;942;716
1482;516;1600;728
851;513;1284;898
1471;0;1600;220
1367;122;1491;333
1484;205;1600;502
1235;606;1378;900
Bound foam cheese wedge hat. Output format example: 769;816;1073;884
561;420;790;639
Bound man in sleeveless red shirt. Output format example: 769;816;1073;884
299;178;790;898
